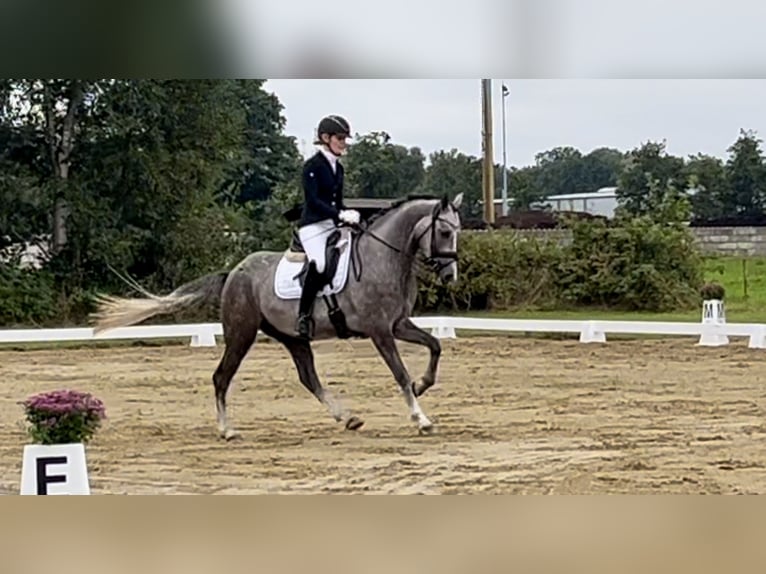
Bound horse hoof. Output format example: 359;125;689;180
222;429;240;441
412;379;433;397
345;416;364;431
418;423;434;436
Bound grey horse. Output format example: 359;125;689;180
90;193;463;437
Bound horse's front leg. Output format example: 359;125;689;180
370;331;433;434
393;318;441;397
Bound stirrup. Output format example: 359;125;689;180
296;314;315;340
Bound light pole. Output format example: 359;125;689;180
501;82;509;216
481;79;495;225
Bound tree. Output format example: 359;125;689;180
0;121;49;253
419;149;482;217
0;79;302;324
580;147;625;190
723;129;766;217
247;176;303;253
1;80;97;253
533;146;584;196
616;140;685;217
49;80;255;292
512;167;546;210
683;153;729;221
222;80;302;204
343;131;425;198
524;146;625;199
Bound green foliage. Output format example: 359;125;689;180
644;177;693;224
579;147;626;190
417;214;704;314
419;149;483;217
0;263;58;325
534;146;585;195
683;153;729;220
504;167;541;210
702;255;766;309
223;80;302;204
723;129;766;216
53;80;269;292
524;146;625;200
556;216;703;311
155;205;247;288
0;79;302;326
344;131;425;199
248;178;303;252
417;230;563;312
616;140;686;217
0;169;49;251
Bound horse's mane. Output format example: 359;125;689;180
365;193;440;226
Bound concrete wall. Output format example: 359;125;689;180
691;227;766;257
508;226;766;257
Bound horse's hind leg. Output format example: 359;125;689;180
260;320;363;431
213;323;258;440
393;318;441;397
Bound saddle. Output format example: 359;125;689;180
285;227;365;340
288;228;343;289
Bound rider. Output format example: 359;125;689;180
295;114;360;339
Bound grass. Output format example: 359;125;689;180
703;254;766;305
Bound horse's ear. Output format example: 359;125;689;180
440;195;449;209
452;192;463;210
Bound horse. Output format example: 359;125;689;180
90;193;464;437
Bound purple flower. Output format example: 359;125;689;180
22;389;107;445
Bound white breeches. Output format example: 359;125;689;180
298;219;336;274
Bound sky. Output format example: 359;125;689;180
214;0;766;170
263;79;766;169
214;0;766;78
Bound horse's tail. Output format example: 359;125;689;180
89;271;229;334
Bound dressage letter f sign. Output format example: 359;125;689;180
20;443;91;495
36;456;68;495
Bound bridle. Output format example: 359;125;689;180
346;203;460;280
411;206;460;273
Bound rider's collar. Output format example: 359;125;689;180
319;147;339;172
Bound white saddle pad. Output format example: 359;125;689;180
273;235;353;300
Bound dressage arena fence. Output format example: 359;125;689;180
0;300;764;349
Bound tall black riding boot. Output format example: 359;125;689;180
296;263;324;340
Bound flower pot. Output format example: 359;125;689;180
20;442;90;495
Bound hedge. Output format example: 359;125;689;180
416;216;704;313
1;216;706;326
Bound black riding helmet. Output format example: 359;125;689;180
315;115;351;144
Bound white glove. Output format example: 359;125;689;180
339;209;360;225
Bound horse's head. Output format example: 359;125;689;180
413;192;463;283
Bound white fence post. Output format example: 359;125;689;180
748;325;766;349
190;326;218;347
698;299;729;347
430;317;457;339
579;321;606;343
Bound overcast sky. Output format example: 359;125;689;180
264;79;766;169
